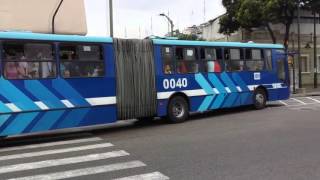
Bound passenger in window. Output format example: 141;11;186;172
41;62;54;78
17;62;29;78
28;63;40;78
178;62;188;73
5;62;19;79
164;64;173;74
207;61;221;73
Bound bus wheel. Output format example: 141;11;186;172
167;96;189;123
253;88;267;110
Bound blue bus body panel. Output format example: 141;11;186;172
0;42;117;136
154;44;290;117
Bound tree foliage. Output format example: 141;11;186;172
219;0;320;48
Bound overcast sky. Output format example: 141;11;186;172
84;0;225;38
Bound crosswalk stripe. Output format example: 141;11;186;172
0;137;102;153
0;143;114;161
291;98;307;105
278;100;288;106
0;150;129;174
9;161;146;180
306;97;320;103
114;172;170;180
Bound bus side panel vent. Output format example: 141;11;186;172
114;39;157;120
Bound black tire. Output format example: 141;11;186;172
167;96;189;123
253;88;267;110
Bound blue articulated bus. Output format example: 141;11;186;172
0;32;290;137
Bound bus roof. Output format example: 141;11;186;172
0;31;113;43
152;39;284;49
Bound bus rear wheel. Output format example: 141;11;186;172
167;96;189;123
253;88;267;110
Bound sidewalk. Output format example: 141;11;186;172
291;86;320;97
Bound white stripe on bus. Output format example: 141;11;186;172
0;151;129;174
34;101;50;110
0;143;114;161
85;97;117;106
9;161;146;180
5;103;22;112
60;100;75;108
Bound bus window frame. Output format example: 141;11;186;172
174;45;201;74
224;47;245;72
199;46;224;73
161;46;175;75
58;42;105;79
244;48;266;72
1;39;58;80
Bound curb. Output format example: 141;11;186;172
291;92;320;98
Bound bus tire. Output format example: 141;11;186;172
253;88;267;110
167;96;189;123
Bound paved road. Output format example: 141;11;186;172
1;96;320;180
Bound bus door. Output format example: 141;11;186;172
274;50;290;99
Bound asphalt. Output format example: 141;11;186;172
1;98;320;180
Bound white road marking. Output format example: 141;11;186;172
0;143;114;161
9;161;146;180
114;172;170;180
0;150;129;174
0;137;102;153
279;101;289;106
306;97;320;103
287;103;318;107
291;98;307;105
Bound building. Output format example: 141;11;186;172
0;0;87;35
201;10;320;88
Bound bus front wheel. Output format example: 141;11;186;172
253;88;267;110
167;96;189;123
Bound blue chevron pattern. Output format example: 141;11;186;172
0;79;116;137
195;73;251;112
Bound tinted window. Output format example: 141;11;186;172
162;47;174;74
200;48;222;73
59;44;104;78
225;48;244;72
3;42;56;79
176;47;199;74
245;49;265;71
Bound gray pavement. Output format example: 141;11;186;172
1;97;320;180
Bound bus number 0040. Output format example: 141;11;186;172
163;78;188;89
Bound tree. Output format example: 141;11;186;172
219;0;309;49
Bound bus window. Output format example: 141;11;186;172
176;47;199;74
225;48;244;72
3;42;56;79
200;48;222;73
59;44;104;78
265;49;272;71
245;49;265;71
162;47;174;74
277;59;286;81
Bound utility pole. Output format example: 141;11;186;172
109;0;114;37
297;1;302;88
314;11;318;88
159;13;174;37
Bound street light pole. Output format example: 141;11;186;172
159;13;174;36
109;0;114;37
297;1;302;88
314;11;318;88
